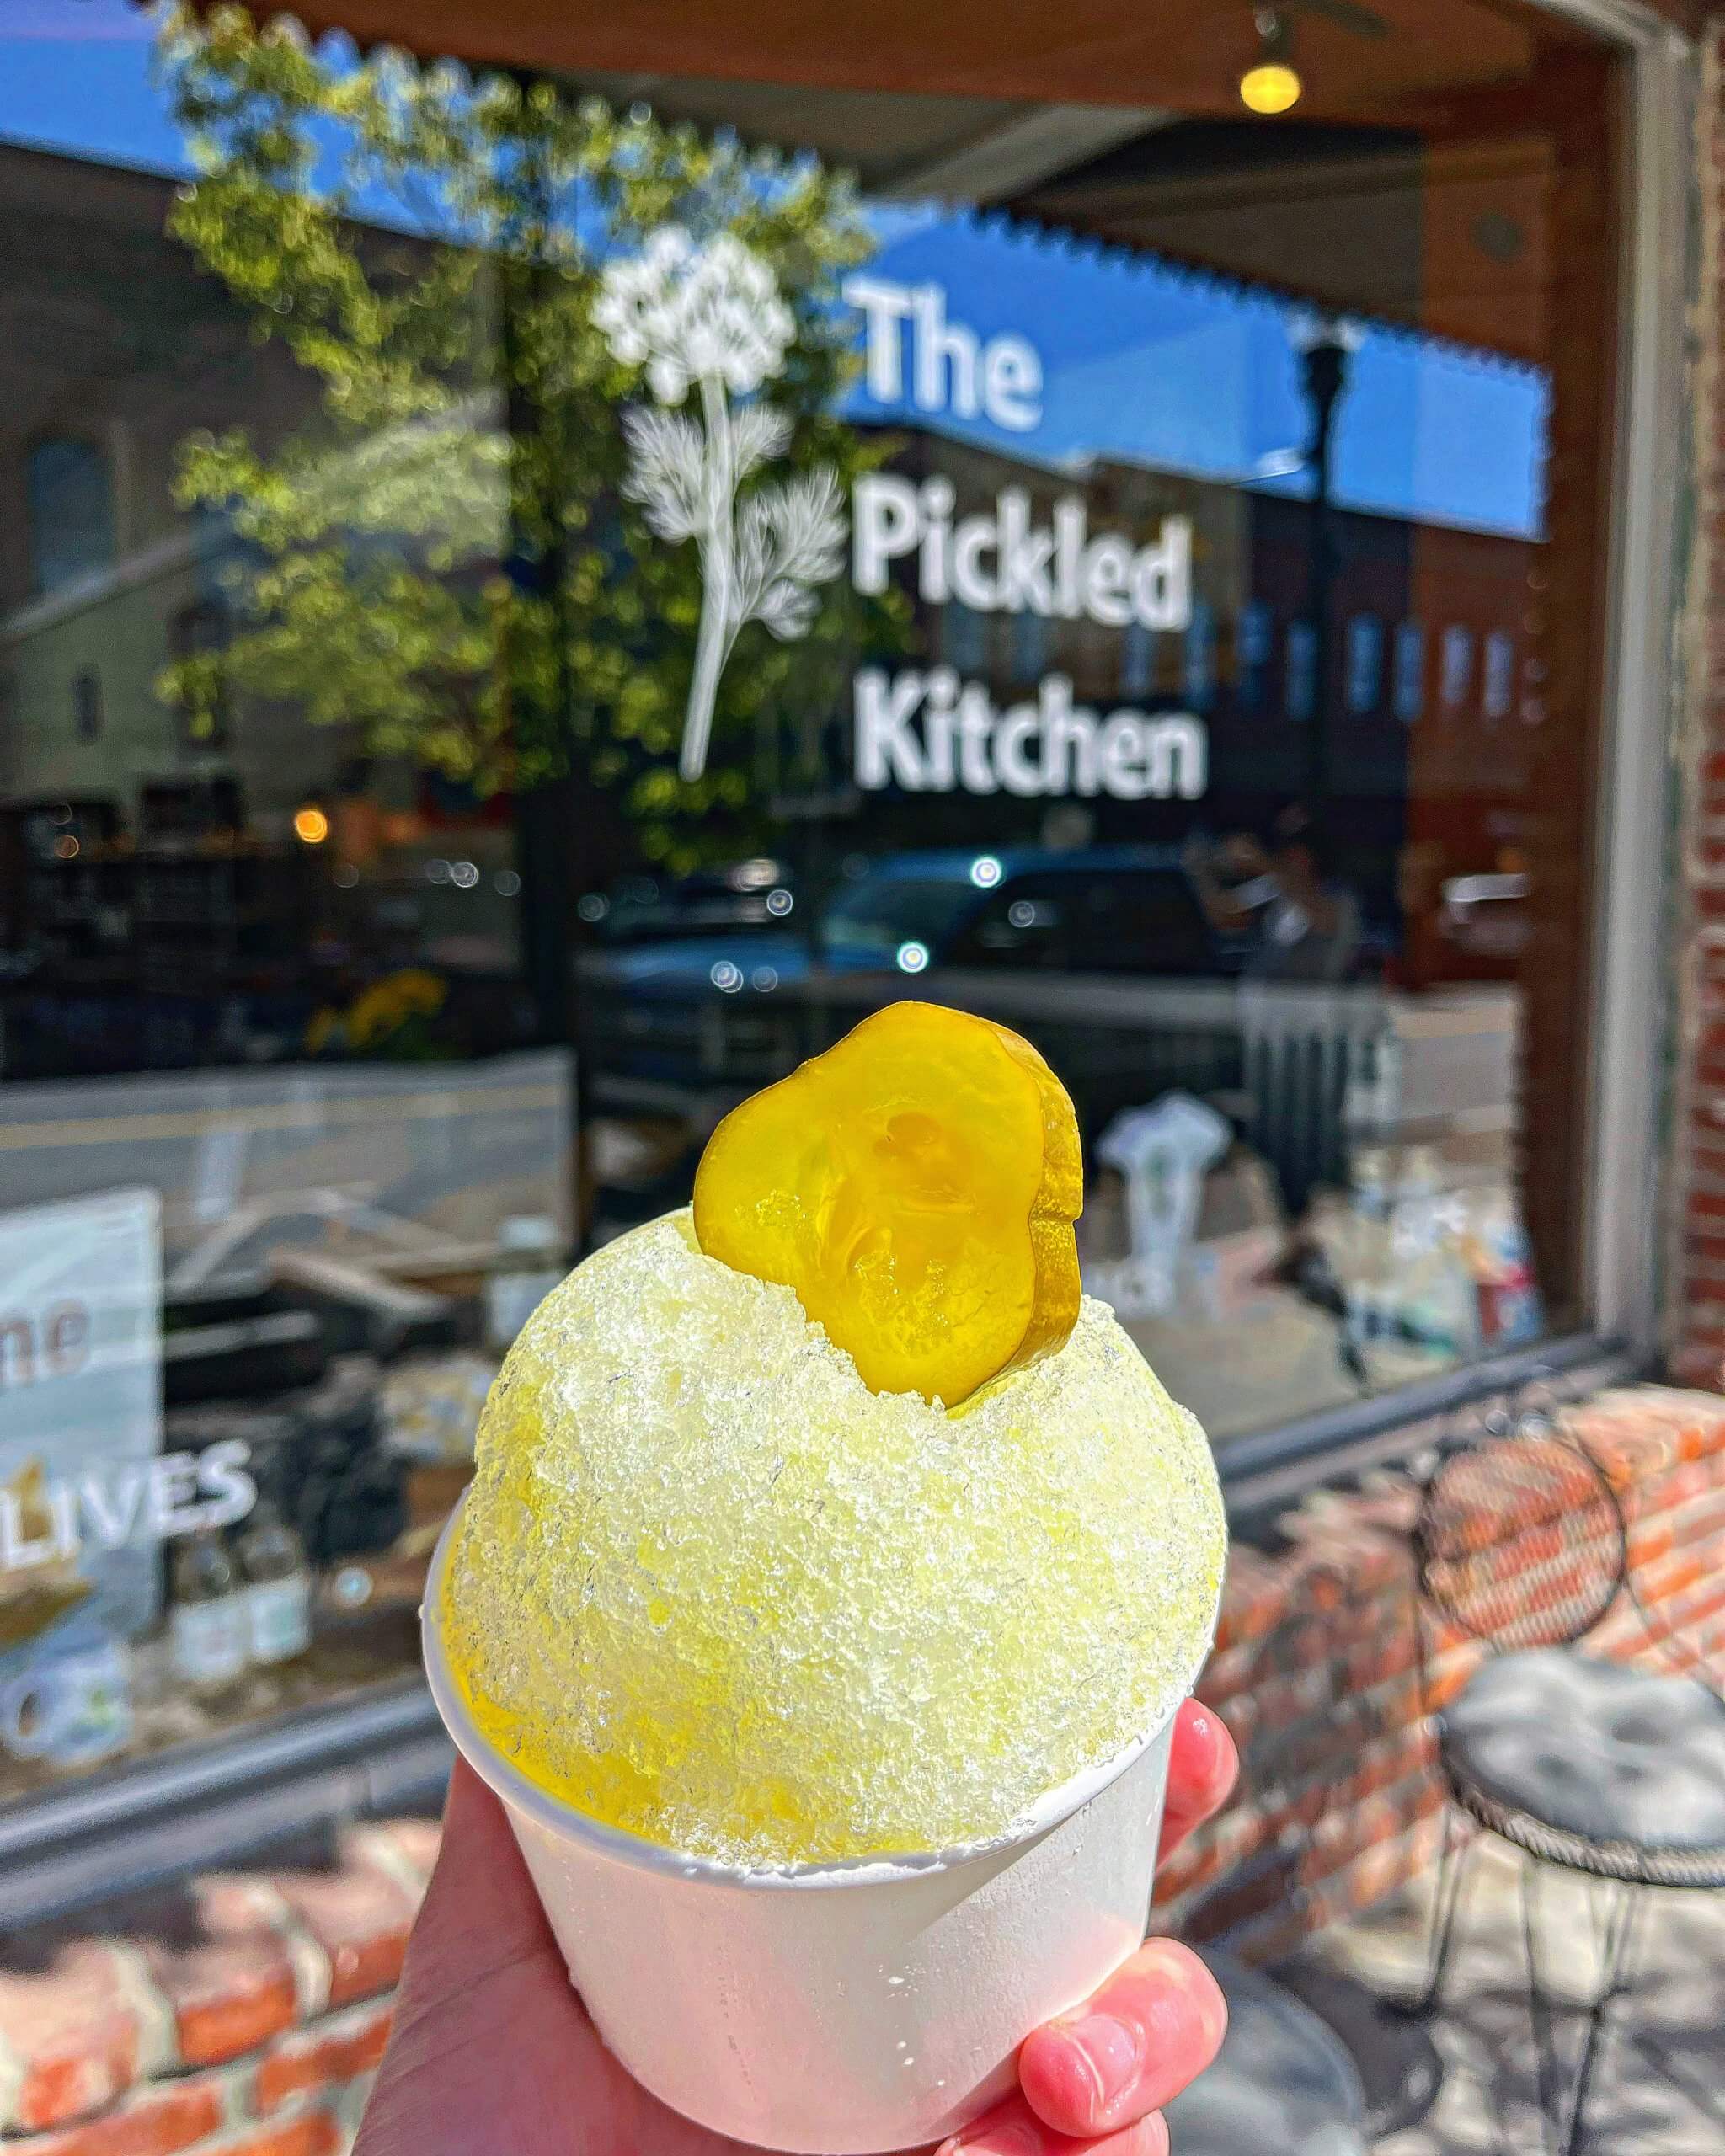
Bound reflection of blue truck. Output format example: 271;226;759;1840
577;848;1304;1232
579;846;1516;1248
578;844;1247;1097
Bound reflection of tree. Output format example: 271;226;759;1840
154;8;900;867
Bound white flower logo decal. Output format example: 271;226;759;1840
595;227;846;782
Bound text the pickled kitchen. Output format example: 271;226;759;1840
841;274;1206;803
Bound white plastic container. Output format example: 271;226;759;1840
422;1508;1186;2154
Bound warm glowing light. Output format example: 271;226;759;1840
1240;60;1302;114
53;835;80;860
293;806;330;845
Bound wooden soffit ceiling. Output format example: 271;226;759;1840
168;0;1681;366
211;0;1636;120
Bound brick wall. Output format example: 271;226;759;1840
4;1385;1722;2154
0;1822;435;2153
1155;1385;1725;1961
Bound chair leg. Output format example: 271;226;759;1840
1519;1855;1561;2156
1565;1881;1643;2155
1406;1803;1473;2015
1519;1856;1645;2156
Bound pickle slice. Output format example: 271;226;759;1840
692;1001;1082;1404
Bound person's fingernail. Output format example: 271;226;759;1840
1063;2012;1142;2108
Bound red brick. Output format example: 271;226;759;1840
211;2114;341;2156
1638;1548;1710;1604
1316;1817;1434;1919
1424;1644;1487;1711
140;1879;300;2068
1638;1460;1716;1512
254;2004;393;2115
1194;1639;1255;1708
271;1842;414;2009
1213;1548;1289;1651
1628;1518;1676;1566
1669;1493;1725;1548
1678;1411;1725;1459
1345;1619;1419;1695
0;1945;140;2132
15;2080;225;2156
1664;1577;1725;1640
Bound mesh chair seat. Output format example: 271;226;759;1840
1162;1950;1368;2156
1440;1648;1725;1889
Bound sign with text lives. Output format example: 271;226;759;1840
0;1188;164;1650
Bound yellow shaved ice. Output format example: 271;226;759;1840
441;1209;1226;1869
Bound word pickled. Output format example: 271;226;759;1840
852;476;1193;631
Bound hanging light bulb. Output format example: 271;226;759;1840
1240;8;1303;115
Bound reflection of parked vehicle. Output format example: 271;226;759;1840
588;859;797;945
820;849;1248;976
576;849;1247;1118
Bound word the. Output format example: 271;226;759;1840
0;1441;257;1572
854;477;1191;631
855;669;1207;801
844;276;1042;430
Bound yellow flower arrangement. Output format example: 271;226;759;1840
305;970;450;1059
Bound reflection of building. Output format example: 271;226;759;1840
854;421;1536;952
0;144;340;824
0;141;527;1077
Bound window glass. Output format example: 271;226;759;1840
1285;620;1318;722
0;0;1621;1801
1183;599;1216;712
1440;624;1476;712
1120;619;1156;698
1393;621;1426;723
1011;610;1047;686
1238;601;1273;713
26;439;115;596
1483;630;1516;722
1345;614;1383;715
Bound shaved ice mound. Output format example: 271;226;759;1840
441;1209;1225;1870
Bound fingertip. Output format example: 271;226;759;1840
1021;1939;1226;2133
1165;1702;1238;1830
1018;2020;1106;2137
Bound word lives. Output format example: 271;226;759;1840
0;1444;258;1572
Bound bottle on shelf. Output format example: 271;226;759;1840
484;1215;565;1355
237;1501;313;1666
168;1528;248;1692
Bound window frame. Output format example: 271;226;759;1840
0;0;1692;1917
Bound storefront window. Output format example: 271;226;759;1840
1;0;1625;1804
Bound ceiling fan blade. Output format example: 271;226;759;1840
1289;0;1392;39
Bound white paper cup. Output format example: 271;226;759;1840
423;1505;1189;2154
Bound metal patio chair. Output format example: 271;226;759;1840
1408;1391;1725;2155
1162;1948;1369;2156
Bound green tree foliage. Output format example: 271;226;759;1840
154;6;901;867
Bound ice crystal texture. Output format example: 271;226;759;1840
442;1210;1226;1869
